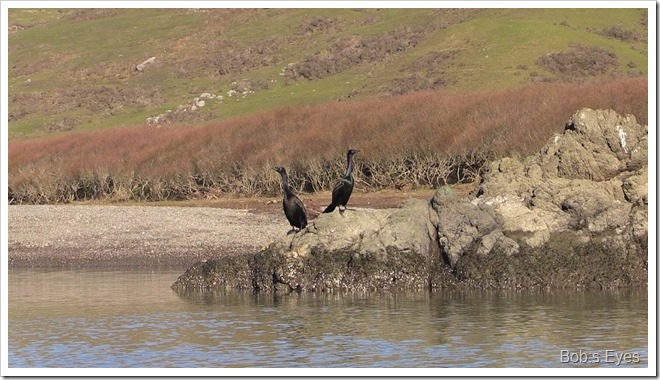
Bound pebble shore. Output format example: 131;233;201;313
8;205;289;269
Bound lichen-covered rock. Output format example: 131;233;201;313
172;108;648;292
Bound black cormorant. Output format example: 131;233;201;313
323;148;359;213
274;166;308;234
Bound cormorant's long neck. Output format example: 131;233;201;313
280;172;293;197
345;154;354;177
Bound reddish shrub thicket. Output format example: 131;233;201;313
8;77;648;203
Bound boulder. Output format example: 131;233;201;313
135;56;156;72
172;108;648;292
175;201;441;292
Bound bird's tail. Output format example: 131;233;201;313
323;203;336;213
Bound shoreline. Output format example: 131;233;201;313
8;189;438;269
7;204;286;270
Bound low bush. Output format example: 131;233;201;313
594;24;645;43
537;42;619;79
298;16;343;35
285;27;428;80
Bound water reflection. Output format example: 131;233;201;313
8;269;648;368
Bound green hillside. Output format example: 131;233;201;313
8;8;648;138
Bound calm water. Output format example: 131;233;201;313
8;269;648;369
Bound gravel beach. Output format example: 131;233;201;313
8;205;289;269
7;190;439;269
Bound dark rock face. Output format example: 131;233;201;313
172;108;648;292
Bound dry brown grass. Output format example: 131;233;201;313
8;77;648;204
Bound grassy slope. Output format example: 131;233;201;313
8;8;648;138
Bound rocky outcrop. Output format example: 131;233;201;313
146;92;221;126
172;108;648;292
474;108;647;244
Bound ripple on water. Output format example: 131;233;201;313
8;270;649;369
